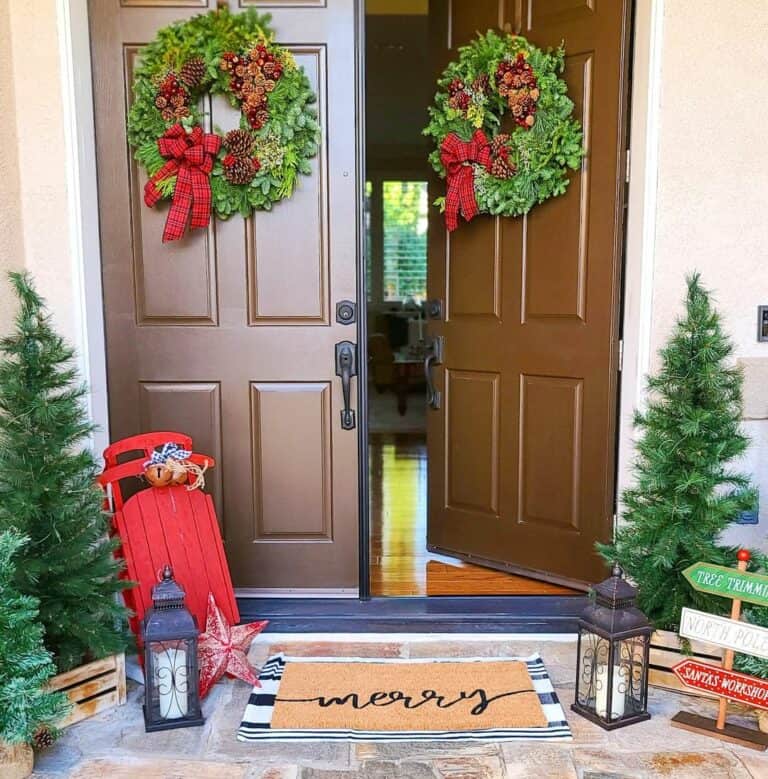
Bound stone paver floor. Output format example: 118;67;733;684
31;635;768;778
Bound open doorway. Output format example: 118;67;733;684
364;0;632;598
364;3;577;597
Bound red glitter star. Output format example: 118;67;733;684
197;592;268;698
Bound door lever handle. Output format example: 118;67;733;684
335;341;357;430
424;335;444;410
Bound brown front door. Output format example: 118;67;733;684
427;0;631;587
90;1;360;592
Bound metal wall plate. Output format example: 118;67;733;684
758;306;768;342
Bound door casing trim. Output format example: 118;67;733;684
63;0;660;617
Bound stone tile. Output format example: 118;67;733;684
736;751;768;779
247;767;300;779
264;641;404;658
501;743;577;778
69;757;249;778
355;741;502;762
362;761;437;779
302;763;436;779
572;748;750;779
30;743;83;777
119;720;208;757
404;640;575;662
433;754;506;778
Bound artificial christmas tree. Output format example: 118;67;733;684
0;273;128;671
0;531;68;747
599;274;757;630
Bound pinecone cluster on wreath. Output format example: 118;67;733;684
153;57;207;123
490;134;516;180
223;129;261;185
220;43;284;130
496;52;539;127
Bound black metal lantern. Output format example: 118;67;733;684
142;565;204;732
572;564;652;730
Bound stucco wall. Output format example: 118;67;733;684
1;1;76;345
0;0;25;335
649;1;768;550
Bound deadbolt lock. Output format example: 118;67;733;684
336;300;357;325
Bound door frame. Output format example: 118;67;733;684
63;0;661;627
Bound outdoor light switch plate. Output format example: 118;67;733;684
737;492;759;525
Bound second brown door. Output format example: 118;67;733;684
427;0;632;587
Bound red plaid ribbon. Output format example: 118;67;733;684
440;130;492;232
144;124;222;243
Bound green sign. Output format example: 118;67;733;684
683;562;768;607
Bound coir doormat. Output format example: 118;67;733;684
238;654;571;742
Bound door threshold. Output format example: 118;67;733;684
236;588;359;599
237;594;588;633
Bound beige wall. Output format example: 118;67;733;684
0;0;76;344
648;1;768;548
0;0;25;335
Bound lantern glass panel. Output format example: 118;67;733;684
145;637;199;726
617;635;649;718
576;629;649;724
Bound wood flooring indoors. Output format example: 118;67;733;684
369;433;576;597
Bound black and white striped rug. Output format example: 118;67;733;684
238;653;572;742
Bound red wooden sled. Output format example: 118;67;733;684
99;433;239;642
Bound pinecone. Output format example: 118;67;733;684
224;129;254;157
491;133;510;156
491;156;516;180
224;157;257;185
33;727;55;751
180;57;207;88
472;74;490;94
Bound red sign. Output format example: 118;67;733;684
673;659;768;710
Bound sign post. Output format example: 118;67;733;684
671;549;768;750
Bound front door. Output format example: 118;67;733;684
427;0;632;587
89;0;360;592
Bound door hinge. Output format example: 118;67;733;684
617;339;624;372
625;148;631;184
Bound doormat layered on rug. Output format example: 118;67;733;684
238;654;571;742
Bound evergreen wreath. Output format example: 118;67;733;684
127;7;320;242
423;30;584;231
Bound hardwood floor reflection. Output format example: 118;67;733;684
369;433;575;596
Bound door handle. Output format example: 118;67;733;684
424;335;444;410
335;341;357;430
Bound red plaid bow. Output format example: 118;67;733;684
144;124;222;243
440;130;492;232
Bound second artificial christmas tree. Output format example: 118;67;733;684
599;274;757;630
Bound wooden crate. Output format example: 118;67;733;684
649;629;723;699
48;653;127;728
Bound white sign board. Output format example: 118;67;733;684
680;607;768;660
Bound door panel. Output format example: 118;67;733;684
427;0;630;586
90;0;359;591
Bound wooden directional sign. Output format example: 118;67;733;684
673;659;768;711
680;607;768;660
672;551;768;751
683;562;768;607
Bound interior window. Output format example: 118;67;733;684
366;180;428;305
